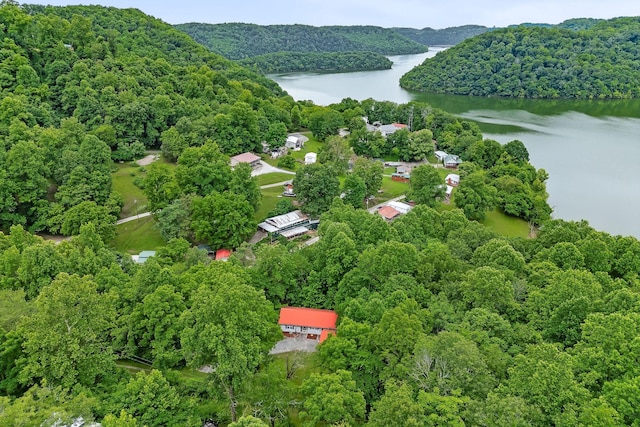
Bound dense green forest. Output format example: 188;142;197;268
393;25;490;46
400;17;640;99
175;22;428;59
507;18;604;31
238;51;392;74
0;2;296;235
4;189;640;426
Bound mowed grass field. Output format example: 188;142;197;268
256;186;292;222
256;172;294;186
480;209;531;238
112;214;165;254
111;163;148;219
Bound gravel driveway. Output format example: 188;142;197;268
269;336;319;354
251;160;296;177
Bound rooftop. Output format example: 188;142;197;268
215;249;232;260
387;200;413;214
279;307;338;330
378;205;401;220
258;210;308;233
231;152;261;163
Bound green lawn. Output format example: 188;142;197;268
289;133;322;161
112;163;148;218
256;173;294;186
439;187;530;238
480;208;531;238
115;359;152;375
372;176;410;205
256;187;292;222
112;216;165;254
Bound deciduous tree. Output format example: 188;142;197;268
300;369;366;427
191;192;256;249
454;171;497;221
352;157;383;197
407;164;445;207
293;163;340;216
20;273;116;388
180;282;279;422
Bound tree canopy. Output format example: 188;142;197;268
401;17;640;99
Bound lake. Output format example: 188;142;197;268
269;50;640;238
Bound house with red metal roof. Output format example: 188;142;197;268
278;307;337;343
215;249;231;261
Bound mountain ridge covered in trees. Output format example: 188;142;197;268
174;23;429;59
393;24;490;46
400;17;640;99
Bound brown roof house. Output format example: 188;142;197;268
230;152;261;169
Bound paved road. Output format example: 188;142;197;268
251;160;296;177
260;180;292;189
116;211;152;225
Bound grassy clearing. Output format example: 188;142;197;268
257;187;292;222
373;176;410;204
272;351;321;426
260;154;302;171
111;163;148;218
256;173;294;186
480;209;530;238
290;134;322;161
174;367;209;383
383;166;396;175
115;359;152;375
116;359;208;385
112;216;165;254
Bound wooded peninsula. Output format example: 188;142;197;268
400;17;640;99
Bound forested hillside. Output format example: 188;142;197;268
3;192;640;426
238;51;393;73
400;17;640;99
0;2;295;235
394;25;490;46
175;22;428;59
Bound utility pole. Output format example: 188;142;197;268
408;105;414;131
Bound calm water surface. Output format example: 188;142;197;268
269;50;640;238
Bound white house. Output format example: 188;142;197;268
305;152;317;165
365;120;408;137
435;150;448;162
258;210;311;236
285;134;306;151
387;200;413;214
445;173;460;186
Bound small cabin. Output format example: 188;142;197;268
304;152;317;165
286;135;304;151
435;151;448;162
